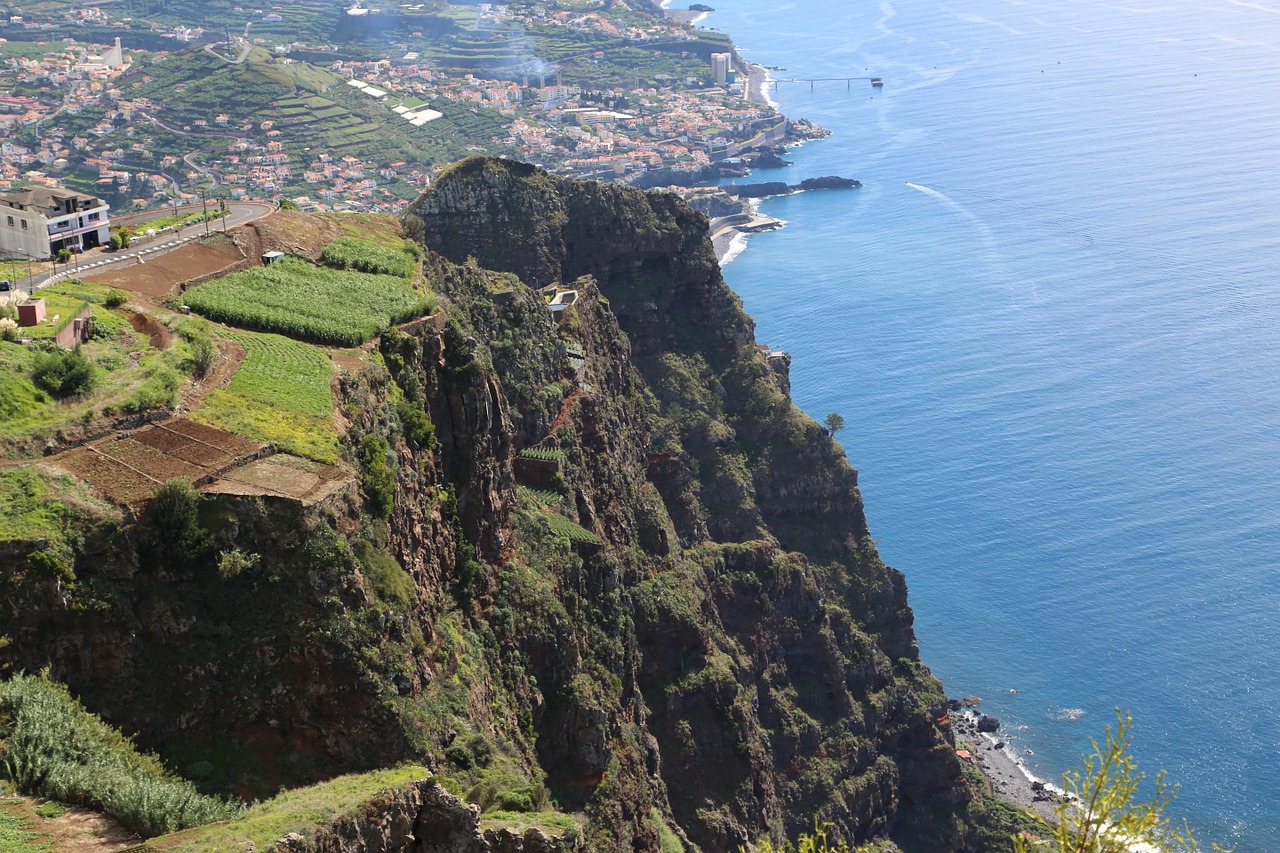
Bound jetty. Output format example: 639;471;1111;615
772;76;884;90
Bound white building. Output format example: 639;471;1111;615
711;52;732;86
0;187;111;259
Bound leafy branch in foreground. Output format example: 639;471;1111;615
1014;710;1229;853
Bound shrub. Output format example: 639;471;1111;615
175;322;217;378
147;479;207;567
216;549;260;580
0;317;18;342
396;400;436;449
359;435;396;520
120;363;183;414
31;347;96;398
351;539;414;609
104;289;129;308
0;673;244;837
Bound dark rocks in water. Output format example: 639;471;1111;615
993;741;1005;750
724;176;861;199
724;181;792;198
800;175;862;190
743;147;793;169
977;714;1001;733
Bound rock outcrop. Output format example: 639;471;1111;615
274;781;581;853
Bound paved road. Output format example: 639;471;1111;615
12;202;275;298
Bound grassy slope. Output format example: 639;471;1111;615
0;283;195;447
0;467;117;550
143;766;429;853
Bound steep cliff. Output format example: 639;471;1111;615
0;158;996;851
401;157;972;850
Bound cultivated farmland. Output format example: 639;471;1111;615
183;257;433;346
192;329;338;462
320;236;416;278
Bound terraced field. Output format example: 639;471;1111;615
50;420;267;506
191;329;339;462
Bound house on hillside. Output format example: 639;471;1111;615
0;186;111;259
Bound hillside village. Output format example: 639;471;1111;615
0;0;785;216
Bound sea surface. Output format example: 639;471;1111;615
703;0;1280;848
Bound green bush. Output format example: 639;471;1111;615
121;363;183;414
31;347;96;398
147;479;207;567
396;400;436;449
104;289;129;308
359;435;396;520
351;539;414;609
0;673;243;837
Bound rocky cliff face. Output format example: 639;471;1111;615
403;157;972;850
0;157;984;851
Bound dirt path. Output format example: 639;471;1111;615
0;798;140;853
179;334;245;413
45;805;141;853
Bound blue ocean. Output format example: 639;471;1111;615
703;0;1280;848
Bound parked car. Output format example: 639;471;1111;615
0;280;13;293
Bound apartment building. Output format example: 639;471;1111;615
0;187;111;259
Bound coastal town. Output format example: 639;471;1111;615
0;0;792;219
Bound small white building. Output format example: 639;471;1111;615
0;187;111;259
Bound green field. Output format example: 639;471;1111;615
183;257;433;346
320;236;416;278
192;329;338;462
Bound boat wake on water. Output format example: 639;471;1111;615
903;181;1033;303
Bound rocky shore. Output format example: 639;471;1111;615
949;703;1062;824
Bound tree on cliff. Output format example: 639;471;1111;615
824;413;845;436
1013;711;1230;853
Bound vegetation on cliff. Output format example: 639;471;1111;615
0;161;1032;851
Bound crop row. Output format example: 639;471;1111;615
184;257;434;347
543;511;603;546
222;329;333;418
320;236;416;278
192;329;338;461
518;485;563;509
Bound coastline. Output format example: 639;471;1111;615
712;62;783;264
951;709;1061;824
694;2;1066;828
